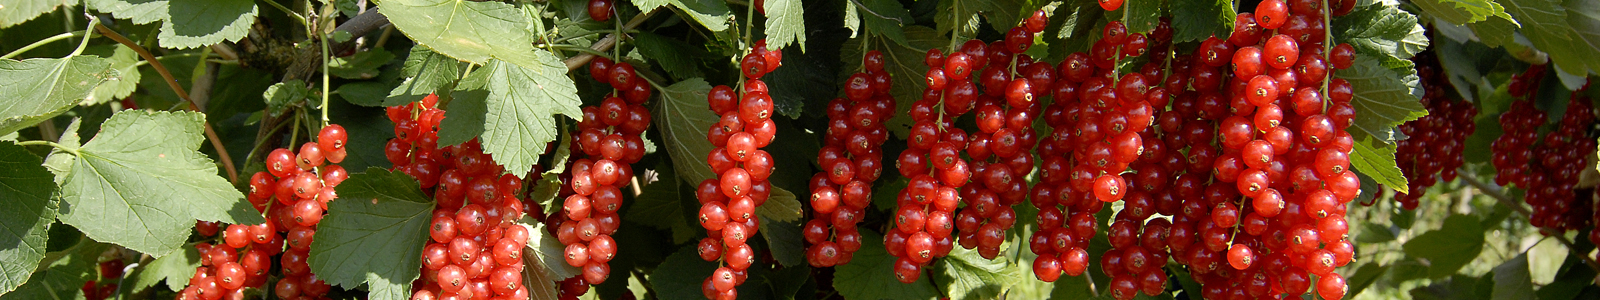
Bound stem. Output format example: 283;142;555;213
561;9;659;71
1457;168;1600;272
1;30;87;60
261;0;310;26
320;28;332;126
548;44;615;59
96;23;240;183
1320;0;1333;113
845;0;905;25
14;140;72;151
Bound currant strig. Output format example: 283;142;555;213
805;49;894;268
555;57;653;288
697;39;781;300
1391;50;1477;209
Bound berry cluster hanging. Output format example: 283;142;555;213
804;49;894;267
1492;66;1597;232
697;39;781;300
554;57;654;290
1391;50;1477;209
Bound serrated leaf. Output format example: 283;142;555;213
1403;214;1484;278
1492;254;1536;300
981;0;1039;34
1169;0;1233;43
834;229;939;300
1122;0;1164;33
631;0;732;31
0;56;113;135
85;45;141;106
655;78;719;185
1546;0;1600;77
1466;14;1520;48
756;216;803;267
1352;137;1408;194
0;239;106;300
0;142;58;296
1347;262;1390;297
0;0;74;28
449;55;579;177
386;47;462;106
263;80;313;117
1499;0;1571;42
762;0;806;51
308;168;434;300
841;26;947;138
519;225;561;300
53;110;264;257
633;32;706;80
84;0;162;24
328;49;397;80
1335;56;1427;142
934;246;1025;300
336;81;396;107
128;246;199;292
753;187;801;222
1413;0;1517;26
853;0;913;47
378;0;541;68
648;245;717;300
157;0;256;49
1334;4;1430;61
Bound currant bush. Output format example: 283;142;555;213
805;49;893;268
697;40;781;300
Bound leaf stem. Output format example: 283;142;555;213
548;44;615;59
14;140;71;152
0;30;87;60
320;28;332;127
561;8;659;71
1456;168;1600;272
95;23;240;183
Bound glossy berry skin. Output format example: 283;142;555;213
587;0;613;22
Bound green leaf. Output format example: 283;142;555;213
328;49;397;80
833;229;939;300
526;222;582;280
756;216;804;267
648;245;717;300
377;0;541;68
1169;0;1233;43
1498;0;1571;43
0;56;114;135
0;0;74;28
438;55;580;178
933;245;1025;300
1546;0;1600;77
1335;56;1427;142
980;0;1039;34
85;45;142;106
762;0;806;51
309;168;435;300
935;0;995;39
1352;137;1409;194
87;0;258;49
1356;223;1396;243
1412;0;1517;26
850;0;914;47
1333;3;1430;61
631;0;732;31
632;32;706;81
0;239;106;300
1347;262;1391;297
518;225;562;300
625;166;700;244
52;110;264;257
386;47;462;106
1491;254;1536;300
1403;214;1485;278
753;187;801;222
840;26;947;138
655;78;719;185
128;246;200;293
0;142;58;296
336;81;397;107
1122;0;1164;34
263;80;314;117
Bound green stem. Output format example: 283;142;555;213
68;18;98;58
550;44;614;59
1;30;87;60
15;140;75;154
261;0;310;26
320;31;332;127
1320;0;1333;113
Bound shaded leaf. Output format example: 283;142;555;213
840;26;946;138
625;166;700;244
328;49;397;80
85;44;141;106
654;78;719;185
1169;0;1233;43
1122;0;1164;33
128;246;199;292
631;0;732;31
386;47;463;106
0;142;57;296
1347;262;1390;297
833;229;939;300
753;187;801;222
1402;214;1485;278
0;239;106;300
756;216;803;267
1491;254;1536;300
633;32;706;80
647;245;716;300
526;221;582;280
850;0;913;46
378;0;541;68
309;168;434;300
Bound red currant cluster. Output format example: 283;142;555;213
179;125;349;300
803;50;894;268
552;58;654;289
1149;1;1358;299
696;40;781;300
387;96;531;300
1492;68;1597;231
946;13;1051;263
1392;51;1477;209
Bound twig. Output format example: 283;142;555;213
1458;168;1600;272
95;24;240;184
845;0;905;25
208;44;240;61
562;8;660;71
1;30;87;60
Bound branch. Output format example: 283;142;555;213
1457;168;1600;272
282;8;391;81
95;24;240;184
563;8;660;71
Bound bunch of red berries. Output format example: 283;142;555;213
804;50;893;268
950;12;1048;262
178;124;348;300
1392;50;1477;209
1492;67;1597;231
553;57;654;288
696;39;780;300
386;95;531;300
